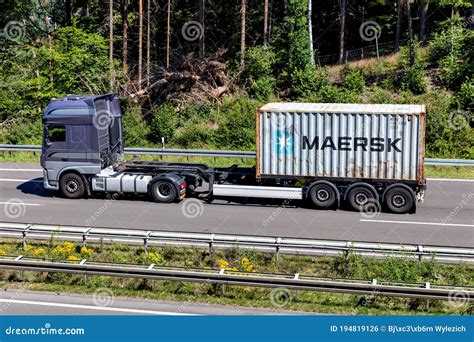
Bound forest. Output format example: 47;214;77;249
0;0;473;158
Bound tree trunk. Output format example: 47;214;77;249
419;1;429;47
199;0;205;58
122;0;128;76
146;0;151;87
166;0;171;68
395;0;402;51
471;0;474;30
65;0;71;25
109;0;114;89
338;0;346;64
138;0;143;90
264;0;269;45
240;0;246;69
308;0;314;65
407;0;414;67
268;0;274;39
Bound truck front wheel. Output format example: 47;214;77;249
150;180;177;203
60;173;85;199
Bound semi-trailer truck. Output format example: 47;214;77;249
40;94;426;214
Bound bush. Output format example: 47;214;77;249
244;47;276;100
341;67;365;93
453;78;474;110
289;66;329;98
398;67;427;94
174;123;215;148
249;77;276;101
149;104;178;143
438;54;469;89
216;97;257;149
122;106;150;147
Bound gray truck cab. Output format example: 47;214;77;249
41;94;124;196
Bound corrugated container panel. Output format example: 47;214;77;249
257;103;425;183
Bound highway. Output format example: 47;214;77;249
0;162;473;248
0;289;304;315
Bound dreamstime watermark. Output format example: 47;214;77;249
84;193;119;226
181;21;203;42
441;193;473;224
92;109;115;131
0;21;25;42
92;287;115;307
5;322;85;336
269;287;293;308
359;198;381;219
359;21;381;42
181;198;204;219
448;289;470;309
448;110;472;131
3;198;26;218
262;198;294;227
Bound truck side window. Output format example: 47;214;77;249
47;125;66;142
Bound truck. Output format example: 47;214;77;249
40;94;426;214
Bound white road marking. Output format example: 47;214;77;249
0;201;42;206
0;168;42;171
427;178;474;182
361;219;474;228
0;178;42;183
0;298;198;315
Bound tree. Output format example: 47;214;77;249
406;0;415;67
240;0;246;69
166;0;171;68
109;0;114;89
338;0;347;64
199;0;205;58
138;0;143;89
146;0;151;86
395;0;403;50
264;0;269;45
121;0;128;76
419;0;429;47
308;0;314;65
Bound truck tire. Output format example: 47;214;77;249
347;186;377;212
60;173;85;199
384;187;414;214
309;183;337;209
150;180;177;203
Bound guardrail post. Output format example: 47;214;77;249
80;259;87;284
22;225;31;252
82;229;91;247
209;234;215;258
275;238;282;267
144;232;151;256
417;245;424;262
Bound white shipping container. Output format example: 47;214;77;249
257;103;426;184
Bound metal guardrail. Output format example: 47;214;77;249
1;144;473;166
1;255;472;301
1;222;473;264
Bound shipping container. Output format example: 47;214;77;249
257;103;425;185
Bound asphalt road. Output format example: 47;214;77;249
0;162;473;248
0;289;304;315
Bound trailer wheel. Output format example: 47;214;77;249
384;187;414;214
347;186;377;212
60;173;85;199
150;180;177;203
309;183;337;209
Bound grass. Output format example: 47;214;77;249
1;152;472;179
0;239;472;315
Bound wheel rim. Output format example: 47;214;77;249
392;193;407;208
66;180;79;193
354;191;370;206
316;188;330;202
157;183;172;199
